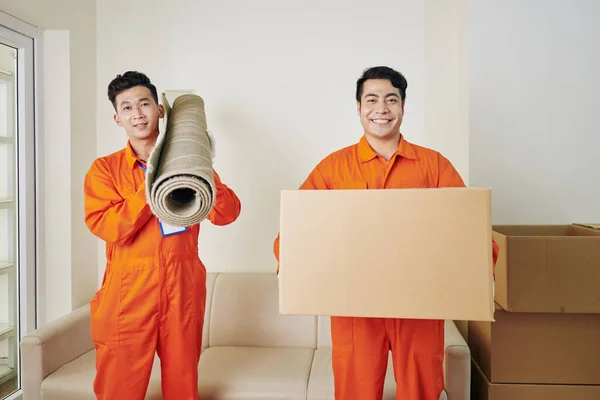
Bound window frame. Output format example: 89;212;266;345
0;11;43;399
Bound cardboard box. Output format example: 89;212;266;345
492;224;600;313
278;187;494;321
468;304;600;385
471;358;600;400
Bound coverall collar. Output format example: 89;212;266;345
357;134;419;163
125;140;144;170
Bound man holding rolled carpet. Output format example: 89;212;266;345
84;71;241;400
273;66;498;400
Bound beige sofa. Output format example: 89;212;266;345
21;272;472;399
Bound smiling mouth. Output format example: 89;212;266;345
134;123;148;128
371;119;392;124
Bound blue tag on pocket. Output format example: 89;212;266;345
159;221;187;236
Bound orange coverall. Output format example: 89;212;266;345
274;135;499;400
84;141;241;400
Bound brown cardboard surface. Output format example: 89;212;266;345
468;305;600;385
471;359;600;400
278;187;494;321
492;224;600;313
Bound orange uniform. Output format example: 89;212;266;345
84;141;240;400
274;135;498;400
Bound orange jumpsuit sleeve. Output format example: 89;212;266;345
436;154;466;188
207;170;241;226
436;154;499;276
273;161;331;273
84;159;154;245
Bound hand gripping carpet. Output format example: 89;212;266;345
145;93;216;227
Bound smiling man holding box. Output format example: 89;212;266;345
274;66;499;400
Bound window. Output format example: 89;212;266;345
0;15;38;400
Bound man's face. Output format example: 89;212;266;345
113;86;164;141
357;79;404;140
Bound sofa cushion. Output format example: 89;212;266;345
208;273;317;348
307;349;397;400
198;346;314;399
40;350;163;400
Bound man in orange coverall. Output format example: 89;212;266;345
273;66;498;400
84;71;241;400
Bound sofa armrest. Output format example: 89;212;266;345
444;320;471;400
21;305;93;400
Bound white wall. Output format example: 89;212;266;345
424;0;470;183
41;30;72;323
0;0;97;325
96;0;470;277
469;0;600;224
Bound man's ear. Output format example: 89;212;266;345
158;104;165;118
356;101;361;116
113;113;122;127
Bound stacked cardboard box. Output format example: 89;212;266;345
469;224;600;399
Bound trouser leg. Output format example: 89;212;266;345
331;316;389;400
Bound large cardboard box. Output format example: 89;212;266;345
471;358;600;400
492;224;600;313
278;187;494;321
468;304;600;385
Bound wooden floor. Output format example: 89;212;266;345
0;377;17;398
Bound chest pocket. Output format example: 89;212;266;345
332;179;368;190
114;170;143;199
115;183;137;199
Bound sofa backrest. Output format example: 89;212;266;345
203;273;458;350
317;316;332;348
205;272;330;349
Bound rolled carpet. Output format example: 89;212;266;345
145;93;216;227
